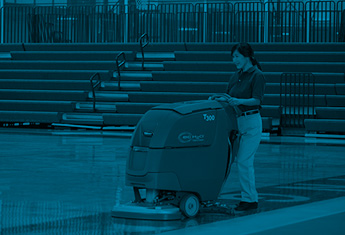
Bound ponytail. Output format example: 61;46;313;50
250;57;262;71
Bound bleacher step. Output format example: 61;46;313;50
0;52;11;60
88;92;129;101
125;62;164;71
139;81;227;93
101;81;141;91
0;70;112;80
127;92;212;103
0;79;90;90
151;71;345;84
0;61;119;70
266;83;337;95
11;51;136;61
114;102;160;114
136;52;175;61
174;51;345;62
62;113;104;125
263;94;327;106
0;89;89;101
112;71;153;81
305;119;345;134
163;61;345;73
0;100;75;112
75;102;116;112
103;113;143;126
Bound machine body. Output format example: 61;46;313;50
112;100;239;220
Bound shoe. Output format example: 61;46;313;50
234;201;258;211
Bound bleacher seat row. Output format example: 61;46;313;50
0;43;344;134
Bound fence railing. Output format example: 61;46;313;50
280;73;315;129
1;1;345;43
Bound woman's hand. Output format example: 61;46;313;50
208;95;227;102
214;97;228;102
228;97;242;106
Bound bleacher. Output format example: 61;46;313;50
0;42;344;135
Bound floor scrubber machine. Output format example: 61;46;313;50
112;98;240;220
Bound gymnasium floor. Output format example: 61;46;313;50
0;128;344;234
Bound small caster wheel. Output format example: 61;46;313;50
179;193;200;218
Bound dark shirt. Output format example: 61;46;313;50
226;66;266;112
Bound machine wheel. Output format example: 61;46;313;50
179;193;200;218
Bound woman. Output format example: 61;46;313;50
215;42;266;211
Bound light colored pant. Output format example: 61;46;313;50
235;112;262;203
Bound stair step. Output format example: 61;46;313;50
88;92;129;101
112;71;153;81
136;52;175;61
101;81;141;91
0;100;75;112
115;102;160;114
139;81;227;93
151;71;345;84
62;113;104;125
75;102;117;112
11;51;136;61
125;62;164;71
174;51;345;62
0;69;112;80
163;61;345;73
127;92;212;103
0;79;90;90
0;61;118;70
103;113;143;126
0;89;89;101
0;52;11;60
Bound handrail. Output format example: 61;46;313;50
116;52;126;91
139;33;149;70
90;72;102;112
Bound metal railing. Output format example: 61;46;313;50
1;1;345;43
280;73;315;129
90;72;102;112
139;33;149;70
338;1;345;41
116;52;126;91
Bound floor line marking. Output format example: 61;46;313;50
161;196;345;235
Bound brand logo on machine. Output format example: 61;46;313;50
203;114;215;122
178;132;205;144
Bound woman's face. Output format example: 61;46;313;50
232;50;250;70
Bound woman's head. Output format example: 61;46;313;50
231;42;262;71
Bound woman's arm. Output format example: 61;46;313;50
228;97;260;106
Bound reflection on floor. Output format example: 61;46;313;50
0;129;344;234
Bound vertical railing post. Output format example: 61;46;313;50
306;1;310;43
124;0;129;43
0;0;4;44
264;0;269;43
203;1;207;42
